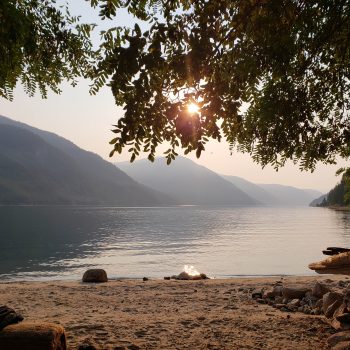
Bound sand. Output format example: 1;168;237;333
0;276;344;349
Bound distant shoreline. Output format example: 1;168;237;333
328;205;350;211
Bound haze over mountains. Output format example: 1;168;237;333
117;157;258;206
0;115;323;206
0;115;173;205
223;175;322;206
117;157;323;206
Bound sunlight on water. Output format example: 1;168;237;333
1;206;350;280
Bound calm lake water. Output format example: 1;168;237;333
1;206;350;280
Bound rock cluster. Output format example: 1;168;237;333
252;280;350;349
164;272;209;280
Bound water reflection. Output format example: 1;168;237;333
1;206;350;280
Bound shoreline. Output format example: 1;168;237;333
0;275;346;349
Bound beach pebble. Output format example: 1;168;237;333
287;299;300;309
78;344;97;350
338;281;347;288
251;289;263;299
82;269;108;283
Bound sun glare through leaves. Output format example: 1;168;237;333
187;102;200;114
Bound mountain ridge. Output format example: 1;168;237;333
117;157;259;206
0;116;175;206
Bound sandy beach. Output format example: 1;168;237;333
1;275;347;349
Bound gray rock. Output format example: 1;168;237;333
287;299;300;308
82;269;108;283
252;289;263;299
304;307;311;314
263;285;283;299
332;305;350;330
338;280;347;288
275;296;283;304
315;298;323;310
304;294;319;308
177;271;191;280
282;286;310;300
312;282;330;298
326;300;344;319
323;292;344;314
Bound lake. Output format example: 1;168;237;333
1;206;350;280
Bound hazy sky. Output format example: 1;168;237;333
1;1;348;193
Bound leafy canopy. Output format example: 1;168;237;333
90;0;350;169
0;0;93;100
1;1;350;170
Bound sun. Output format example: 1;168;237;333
187;102;200;114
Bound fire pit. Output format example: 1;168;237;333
165;265;209;280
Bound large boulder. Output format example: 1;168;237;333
263;285;283;299
282;286;310;300
0;306;23;330
82;269;108;283
323;292;344;318
312;282;330;298
0;322;66;350
331;305;350;330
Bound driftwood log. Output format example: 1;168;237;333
309;247;350;274
323;247;350;256
0;322;66;350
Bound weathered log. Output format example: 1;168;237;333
0;322;66;350
323;247;350;256
309;251;350;275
